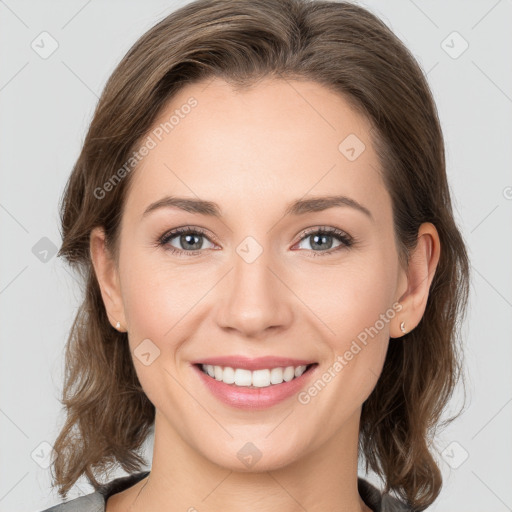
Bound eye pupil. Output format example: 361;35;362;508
310;233;333;251
182;233;202;250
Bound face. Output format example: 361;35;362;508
94;77;410;471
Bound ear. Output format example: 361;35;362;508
391;222;441;338
90;226;127;332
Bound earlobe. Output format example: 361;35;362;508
89;226;127;331
392;222;441;339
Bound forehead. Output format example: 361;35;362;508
124;77;389;225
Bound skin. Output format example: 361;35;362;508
91;77;440;512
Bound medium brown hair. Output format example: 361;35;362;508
52;0;470;509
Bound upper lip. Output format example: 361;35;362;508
191;355;317;371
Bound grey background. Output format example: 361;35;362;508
0;0;511;510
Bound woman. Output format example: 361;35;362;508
40;0;470;510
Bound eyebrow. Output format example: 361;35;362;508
142;194;373;221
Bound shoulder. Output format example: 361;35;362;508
37;492;104;512
38;471;150;512
358;477;416;512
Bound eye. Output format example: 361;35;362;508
294;226;354;256
156;225;355;258
158;226;216;256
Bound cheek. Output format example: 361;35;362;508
118;252;183;367
298;250;396;344
118;250;219;380
123;271;172;336
120;247;202;337
303;251;396;392
120;264;191;409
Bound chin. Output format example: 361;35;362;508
195;431;310;473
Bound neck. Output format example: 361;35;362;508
126;407;370;512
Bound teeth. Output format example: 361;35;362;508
201;364;310;388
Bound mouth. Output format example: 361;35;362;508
193;362;318;389
189;354;320;409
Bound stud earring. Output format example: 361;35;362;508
400;321;406;334
116;321;121;330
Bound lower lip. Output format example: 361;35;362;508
192;364;318;410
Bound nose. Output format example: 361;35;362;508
215;244;294;338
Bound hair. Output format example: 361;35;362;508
51;0;470;509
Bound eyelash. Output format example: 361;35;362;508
156;225;355;258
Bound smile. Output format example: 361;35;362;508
198;363;316;388
192;362;319;409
